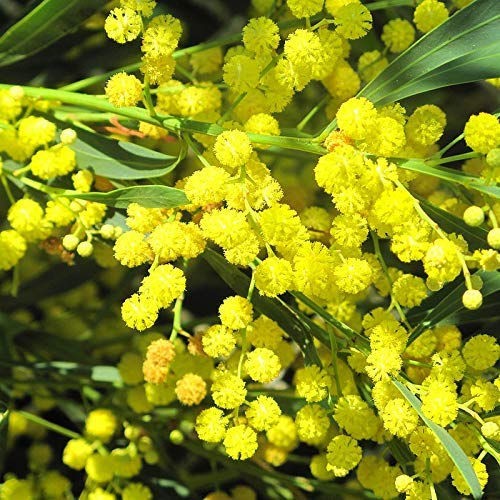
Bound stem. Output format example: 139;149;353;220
428;152;481;166
170;293;185;341
297;95;329;132
434;133;465;158
1;175;15;204
327;325;342;397
217;92;248;124
17;410;81;439
142;76;157;118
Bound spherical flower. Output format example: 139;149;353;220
104;7;142;43
392;274;428;308
334;395;379;440
223;55;261;93
39;470;70;498
366;347;402;382
244;347;282;383
310;454;336;481
141;15;182;57
463;206;485;227
406;104;446;146
121;293;159;331
245;395;281;431
380;398;419;437
211;372;247;409
139;264;186;309
335;3;372;40
464;112;500;154
213;130;253;169
219;296;253;330
336;97;377;140
114;230;152;267
413;0;449;33
287;0;324;18
0;478;34;500
334;258;373;294
462;334;499;371
381;18;415;53
295;404;330;445
63;438;93;470
266;415;298;451
85;454;115;483
105;72;142;107
254;256;293;297
247;315;284;350
17;116;56;148
196;407;229;442
122;482;153;500
85;408;117;443
295;365;331;402
462;289;483;310
0;230;26;271
244;113;281;136
487;228;500;250
8;199;44;234
223;425;258;460
326;435;362;477
184;166;230;206
202;325;236;358
330;213;368;249
470;379;500;411
421;378;458;426
175;373;207;406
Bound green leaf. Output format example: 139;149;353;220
0;410;10;473
399;159;500;200
203;248;322;365
71;128;181;180
407;270;500;343
392;380;483;500
68;185;189;209
0;0;102;67
360;0;500;105
419;198;489;251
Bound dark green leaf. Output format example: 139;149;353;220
203;248;322;365
72;128;180;180
407;270;500;343
360;0;500;105
0;0;102;67
65;185;189;209
419;198;489;251
399;159;500;200
392;380;483;500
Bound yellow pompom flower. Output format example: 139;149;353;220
392;274;428;308
184;166;230;206
8;199;44;234
17;116;56;148
202;325;236;358
423;238;462;285
122;483;153;500
223;425;258;460
462;334;499;370
139;264;186;309
223;55;261;93
242;17;280;54
62;439;93;470
104;8;142;43
381;18;415;53
254;256;293;297
88;487;115;500
334;395;379;440
213;130;253;169
287;0;324;18
85;454;114;483
0;230;26;271
330;213;368;249
266;415;298;451
326;435;362;477
244;113;280;136
464;113;500;154
85;409;117;443
175;373;207;406
366;347;402;381
336;97;377;140
245;395;281;431
357;50;388;83
413;0;449;33
380;398;419;437
295;404;330;445
247;316;284;350
114;230;152;267
334;258;373;294
0;478;34;500
39;470;71;498
406;104;446;146
196;407;229;442
310;454;336;480
244;347;282;383
121;0;156;17
211;372;247;409
105;72;142;107
141;15;182;57
364;116;406;156
335;3;372;40
219;296;253;330
421;377;458;426
295;365;331;402
121;293;159;331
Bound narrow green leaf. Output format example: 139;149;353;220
0;410;10;473
392;380;483;500
398;159;500;199
67;185;189;209
360;0;500;105
91;366;122;384
419;198;489;251
407;270;500;343
71;128;180;180
0;0;102;67
203;248;322;365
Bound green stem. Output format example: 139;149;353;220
1;175;15;204
142;76;157;118
217;92;248;124
170;292;185;342
327;325;342;397
297;94;329;132
428;152;481;166
17;410;81;439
